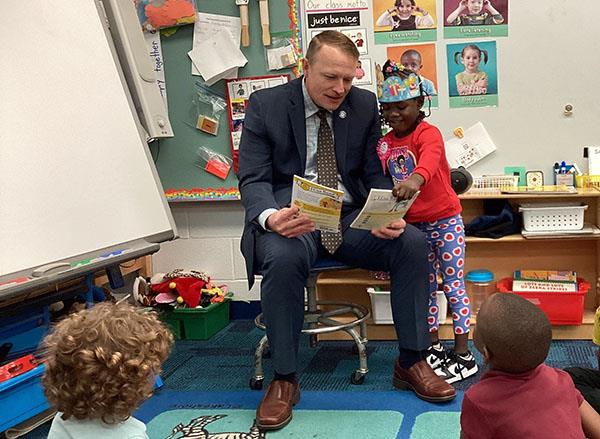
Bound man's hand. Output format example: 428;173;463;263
266;207;315;238
392;174;424;200
371;218;406;240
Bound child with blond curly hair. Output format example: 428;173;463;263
42;302;173;439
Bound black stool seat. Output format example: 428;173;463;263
310;255;350;272
251;256;370;389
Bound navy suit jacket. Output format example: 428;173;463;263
237;78;392;287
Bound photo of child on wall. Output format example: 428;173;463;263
443;0;509;38
446;40;498;108
387;43;438;107
373;0;437;44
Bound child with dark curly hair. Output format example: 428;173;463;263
42;302;173;439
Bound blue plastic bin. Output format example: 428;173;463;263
0;364;49;432
0;306;50;361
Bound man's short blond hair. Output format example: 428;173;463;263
42;302;173;424
305;30;359;63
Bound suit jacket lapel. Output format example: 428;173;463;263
289;80;306;175
333;101;350;173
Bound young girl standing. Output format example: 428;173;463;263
454;44;488;96
376;60;478;383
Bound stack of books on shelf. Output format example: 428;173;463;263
512;270;578;292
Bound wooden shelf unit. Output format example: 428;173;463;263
316;188;600;340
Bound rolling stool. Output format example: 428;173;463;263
250;256;370;390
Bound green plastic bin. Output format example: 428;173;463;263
161;297;231;340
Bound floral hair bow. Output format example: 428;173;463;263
383;60;405;77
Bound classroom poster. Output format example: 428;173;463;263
303;4;377;91
225;75;290;171
387;43;438;108
446;40;498;108
443;0;509;39
353;58;373;86
372;0;437;45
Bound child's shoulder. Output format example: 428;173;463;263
414;120;442;138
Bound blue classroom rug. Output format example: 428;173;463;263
137;390;463;438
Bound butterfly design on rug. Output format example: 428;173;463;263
164;414;267;439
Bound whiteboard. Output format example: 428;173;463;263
299;0;600;178
0;0;175;278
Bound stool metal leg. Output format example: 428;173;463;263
342;326;368;385
306;273;319;348
250;266;371;389
250;334;269;390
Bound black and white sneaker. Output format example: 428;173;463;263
444;350;479;384
426;343;451;378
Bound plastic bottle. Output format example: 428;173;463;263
465;269;495;316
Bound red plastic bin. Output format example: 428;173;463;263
496;278;590;325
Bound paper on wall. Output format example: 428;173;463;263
444;122;497;168
191;12;241;76
144;32;167;107
188;28;247;86
585;146;600;175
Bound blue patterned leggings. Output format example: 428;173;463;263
414;214;471;334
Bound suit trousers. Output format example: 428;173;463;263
253;208;431;374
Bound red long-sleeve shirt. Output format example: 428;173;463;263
376;121;461;223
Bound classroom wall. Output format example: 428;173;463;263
153;202;260;300
152;0;600;300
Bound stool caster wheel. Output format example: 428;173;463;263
249;377;264;390
350;371;365;385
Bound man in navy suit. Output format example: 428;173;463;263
238;31;456;431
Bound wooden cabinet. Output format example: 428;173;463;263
316;188;600;340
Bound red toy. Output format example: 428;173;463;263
0;354;39;383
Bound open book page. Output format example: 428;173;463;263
291;175;343;233
350;190;420;230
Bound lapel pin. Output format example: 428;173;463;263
339;110;347;119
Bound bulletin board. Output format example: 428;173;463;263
154;0;300;201
297;0;600;181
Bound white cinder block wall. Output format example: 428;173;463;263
152;203;261;301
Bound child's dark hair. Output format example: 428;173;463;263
477;293;551;374
454;44;488;65
378;59;428;127
395;0;415;6
400;49;422;64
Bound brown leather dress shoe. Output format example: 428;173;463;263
256;380;300;430
393;359;456;403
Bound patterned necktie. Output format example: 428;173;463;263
316;109;343;254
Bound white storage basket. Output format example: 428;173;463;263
367;288;447;324
519;203;587;232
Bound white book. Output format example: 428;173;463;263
512;279;578;292
350;190;419;230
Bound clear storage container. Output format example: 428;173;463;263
466;269;495;316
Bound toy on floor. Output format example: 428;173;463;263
133;269;228;309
